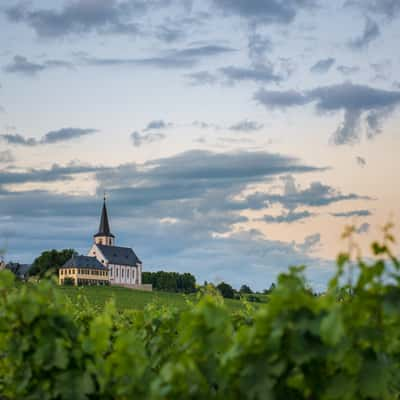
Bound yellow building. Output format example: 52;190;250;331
59;255;109;286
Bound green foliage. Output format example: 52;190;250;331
30;249;76;278
1;226;400;399
239;284;253;294
142;271;196;293
217;281;235;298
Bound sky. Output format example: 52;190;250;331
0;0;399;291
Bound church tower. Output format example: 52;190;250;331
93;197;115;246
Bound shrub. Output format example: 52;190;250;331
216;281;235;299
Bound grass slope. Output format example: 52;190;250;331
58;285;247;312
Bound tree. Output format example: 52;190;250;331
29;249;76;278
239;284;253;294
142;271;196;293
263;283;276;294
216;282;235;299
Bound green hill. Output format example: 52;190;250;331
58;285;251;312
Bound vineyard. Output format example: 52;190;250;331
1;226;400;399
58;285;249;312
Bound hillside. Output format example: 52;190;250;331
58;285;252;312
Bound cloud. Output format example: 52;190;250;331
0;128;97;146
143;120;173;131
131;131;166;147
254;88;308;108
212;0;316;24
4;0;146;38
297;233;321;253
229;119;264;132
249;174;369;211
254;82;400;144
0;150;14;163
82;45;235;70
247;32;272;64
4;55;73;76
356;222;370;234
331;209;372;217
310;58;335;74
356;156;366;167
185;71;218;86
219;64;282;84
337;65;360;76
191;121;221;130
346;0;400;19
0;164;106;186
263;210;314;223
4;55;45;76
0;149;337;289
349;18;380;49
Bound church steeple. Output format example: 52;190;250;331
94;196;115;246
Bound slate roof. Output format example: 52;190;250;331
94;199;115;238
61;255;106;270
96;244;141;266
6;263;32;278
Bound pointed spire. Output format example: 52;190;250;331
94;195;114;239
99;198;111;234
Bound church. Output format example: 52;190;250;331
59;198;151;291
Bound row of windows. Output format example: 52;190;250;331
60;268;108;276
61;279;110;286
110;266;136;280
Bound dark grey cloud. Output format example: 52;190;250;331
0;164;105;186
186;61;283;86
4;55;73;76
254;82;400;144
82;45;235;70
349;18;380;49
331;209;372;218
250;175;368;211
131;131;166;147
4;0;146;38
143;120;173;131
219;64;282;84
229;119;264;132
310;58;335;74
337;65;360;76
254;88;308;108
0;128;97;146
0;150;14;163
213;0;316;24
4;55;44;76
263;209;314;223
356;156;366;167
42;128;98;144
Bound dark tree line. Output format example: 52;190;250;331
142;271;196;293
29;249;76;278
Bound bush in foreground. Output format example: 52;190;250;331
1;225;400;399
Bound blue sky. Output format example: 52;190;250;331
0;0;399;290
